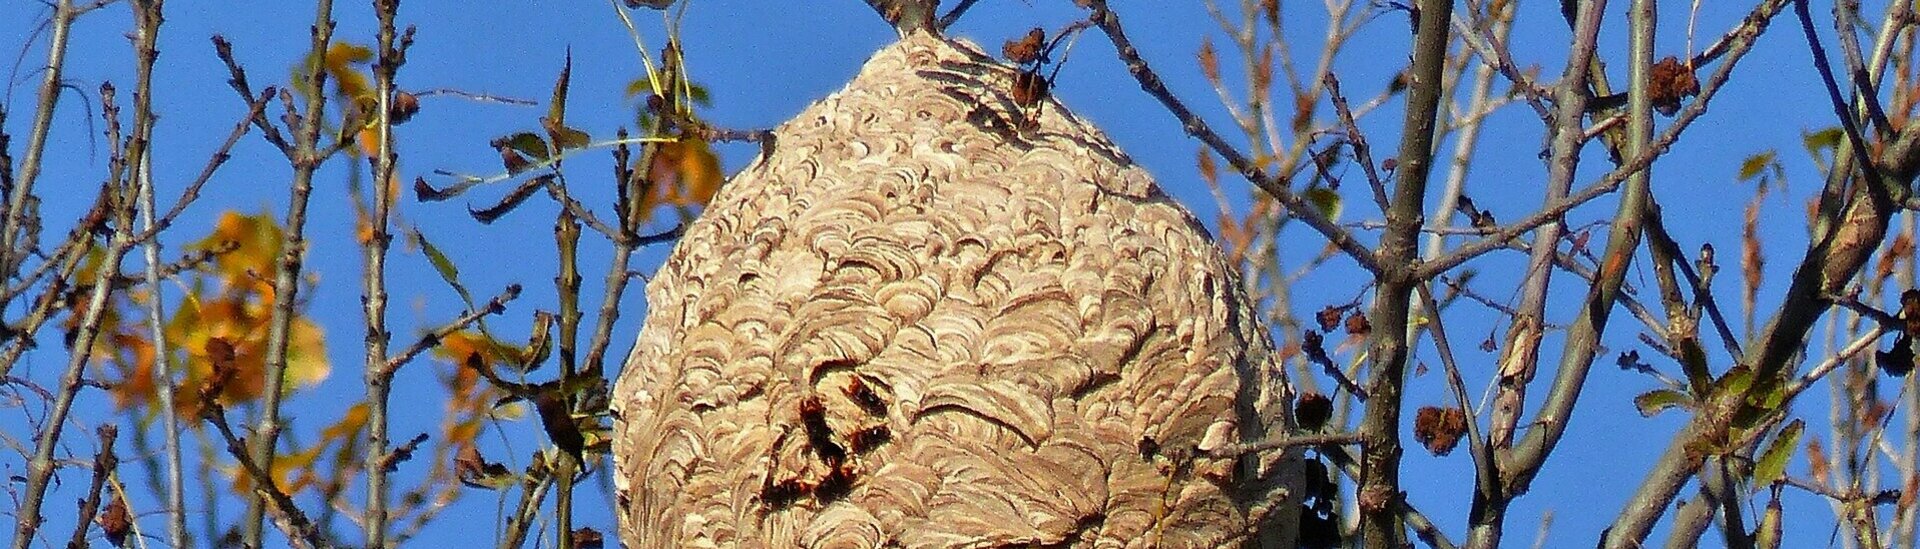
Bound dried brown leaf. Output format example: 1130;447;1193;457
1197;39;1220;84
1413;406;1467;456
98;494;130;547
1002;28;1045;65
1648;56;1699;116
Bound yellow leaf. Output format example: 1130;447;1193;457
194;211;283;284
157;212;331;413
231;443;322;497
284;316;331;391
324;42;374;101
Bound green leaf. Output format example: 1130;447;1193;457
1305;187;1342;221
1742;373;1788;414
542;116;591;151
626;77;668;99
1802;127;1841;157
1678;336;1713;399
411;229;476;309
548;50;571;127
624;77;712;107
500;132;550;161
1736;151;1778;182
1725;370;1788;433
1752;419;1804;487
687;83;712;107
1711;365;1753;398
516;311;553;372
1634;389;1694;417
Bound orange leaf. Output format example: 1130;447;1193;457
322;403;371;441
356;125;383;158
674;138;724;206
435;330;519;372
644;138;724;220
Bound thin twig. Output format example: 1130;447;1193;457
201;403;328;548
1603;4;1822;544
1347;0;1454;546
1513;0;1658;544
63;425;118;549
10;66;143;549
934;0;979;30
1831;0;1894;137
1428;0;1520;260
1423;0;1791;279
1447;9;1550;121
210;36;293;156
120;4;182;545
1;0;78;311
1206;432;1364;459
130;89;271;244
381;284;523;377
0;225;92;305
106;244;229;291
424;136;674;200
0;200;97;373
412;88;537;105
362;4;407;546
661;110;771;144
1418;283;1501;542
1319;444;1460;549
1325;75;1389;214
1646;214;1743;360
1785;326;1885;401
543;178;627;243
1081;0;1380;274
244;1;337;542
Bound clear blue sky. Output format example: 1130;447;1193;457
0;0;1879;547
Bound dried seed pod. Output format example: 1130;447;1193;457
1315;306;1343;332
1010;68;1050;108
389;90;420;123
1648;56;1700;116
1413;406;1468;456
1344;312;1371;336
1878;335;1915;377
1295;393;1333;431
1001;27;1045;65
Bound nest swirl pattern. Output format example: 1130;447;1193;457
613;32;1298;548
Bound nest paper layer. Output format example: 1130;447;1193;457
613;32;1297;548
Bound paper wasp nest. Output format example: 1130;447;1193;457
613;31;1299;548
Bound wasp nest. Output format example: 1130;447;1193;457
613;31;1299;548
